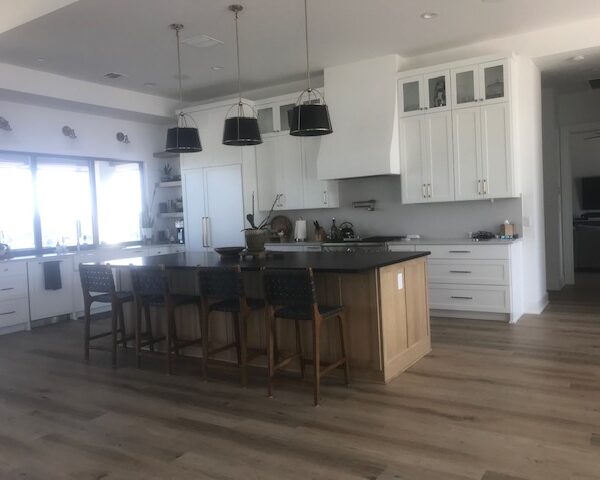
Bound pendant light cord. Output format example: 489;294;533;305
304;0;311;92
173;24;185;126
234;10;242;112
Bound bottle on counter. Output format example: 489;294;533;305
330;217;341;242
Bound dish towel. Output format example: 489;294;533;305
43;261;62;290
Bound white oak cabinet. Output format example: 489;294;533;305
399;111;454;204
255;133;338;211
398;70;451;117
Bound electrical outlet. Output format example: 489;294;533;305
397;272;404;290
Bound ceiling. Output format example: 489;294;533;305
2;0;600;102
539;46;600;93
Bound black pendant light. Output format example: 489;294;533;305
165;24;202;153
222;5;262;146
290;0;332;137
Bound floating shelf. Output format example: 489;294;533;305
158;212;184;219
157;181;182;188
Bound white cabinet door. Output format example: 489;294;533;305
423;112;454;202
479;59;509;105
480;103;513;198
204;164;245;248
28;257;75;320
277;135;304;210
423;70;451;113
301;137;339;209
398;75;424;117
453;107;482;201
451;65;479;109
399;116;427;204
182;169;207;252
255;136;279;211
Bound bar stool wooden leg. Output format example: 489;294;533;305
338;312;350;385
266;309;274;398
166;306;174;375
294;319;305;380
201;307;209;381
144;304;154;352
313;316;321;406
135;302;142;369
118;302;127;349
232;313;242;367
239;313;248;387
83;300;91;363
111;308;118;368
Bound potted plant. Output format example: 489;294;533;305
244;193;281;252
141;185;157;243
161;163;173;182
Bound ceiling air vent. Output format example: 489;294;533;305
182;34;223;49
589;78;600;90
103;72;127;80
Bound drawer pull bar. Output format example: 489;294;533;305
0;287;14;291
450;296;473;300
449;270;472;274
448;250;471;253
0;311;16;316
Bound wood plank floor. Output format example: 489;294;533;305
0;302;599;479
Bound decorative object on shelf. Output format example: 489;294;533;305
313;221;327;242
161;163;174;182
289;0;332;137
141;184;157;244
352;199;376;211
165;23;202;153
433;79;446;107
116;132;130;143
0;117;12;132
62;126;77;139
222;5;262;146
243;192;281;252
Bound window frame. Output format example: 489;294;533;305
0;150;146;255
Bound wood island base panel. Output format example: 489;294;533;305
96;252;431;384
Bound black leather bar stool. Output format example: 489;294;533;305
130;265;205;374
263;268;350;406
79;263;135;368
198;266;264;386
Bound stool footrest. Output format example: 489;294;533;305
304;357;347;377
274;352;302;372
208;341;237;356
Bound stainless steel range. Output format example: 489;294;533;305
321;236;405;253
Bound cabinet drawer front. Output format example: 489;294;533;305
425;244;510;260
0;276;28;301
429;284;510;313
0;261;27;276
388;244;416;252
0;298;29;328
428;260;509;285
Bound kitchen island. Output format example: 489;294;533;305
99;251;431;383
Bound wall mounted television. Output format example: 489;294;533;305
581;176;600;210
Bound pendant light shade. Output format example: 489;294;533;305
164;24;202;153
291;0;333;137
223;5;262;147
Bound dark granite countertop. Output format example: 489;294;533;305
92;251;430;273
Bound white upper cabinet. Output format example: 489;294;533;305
453;107;482;201
317;55;401;180
451;59;509;109
398;70;451;117
400;111;454;204
302;137;339;209
256;95;298;137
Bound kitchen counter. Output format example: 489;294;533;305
267;238;521;247
98;251;429;273
98;251;431;384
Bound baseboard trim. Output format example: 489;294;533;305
0;322;29;336
430;309;509;322
525;293;549;315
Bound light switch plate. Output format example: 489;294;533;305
397;272;404;290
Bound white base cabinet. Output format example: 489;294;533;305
389;241;523;322
28;257;75;321
0;261;29;332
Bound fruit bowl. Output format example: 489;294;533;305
214;246;245;257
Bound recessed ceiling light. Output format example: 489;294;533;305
572;55;586;62
36;57;46;62
211;66;224;71
482;0;504;3
104;72;127;79
420;12;438;19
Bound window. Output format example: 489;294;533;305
95;161;142;244
0;153;144;252
36;159;94;248
0;154;35;249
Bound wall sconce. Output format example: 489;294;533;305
116;132;130;144
62;126;77;139
0;117;12;132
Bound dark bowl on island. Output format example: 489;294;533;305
214;246;245;257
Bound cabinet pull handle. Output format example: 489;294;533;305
0;287;14;291
449;270;472;274
451;296;473;300
477;180;482;195
483;179;488;194
322;191;327;205
449;250;471;253
0;311;16;316
427;184;432;198
202;217;208;248
422;184;427;198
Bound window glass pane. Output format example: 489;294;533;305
96;161;142;244
279;103;295;131
37;160;93;248
0;154;35;249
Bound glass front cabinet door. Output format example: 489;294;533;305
398;76;424;117
452;59;508;108
423;71;450;112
